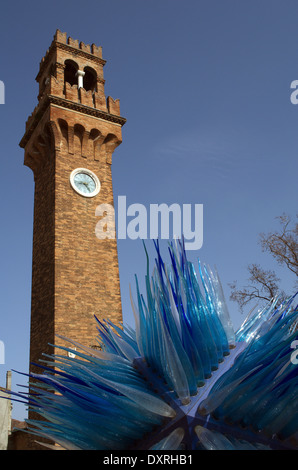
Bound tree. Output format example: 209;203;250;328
229;214;298;312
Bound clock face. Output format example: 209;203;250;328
70;168;100;198
74;172;96;195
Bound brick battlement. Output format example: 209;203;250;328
53;30;102;58
22;30;125;136
37;30;105;82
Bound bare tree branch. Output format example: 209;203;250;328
230;214;297;312
259;214;298;278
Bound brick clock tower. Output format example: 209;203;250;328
20;30;126;373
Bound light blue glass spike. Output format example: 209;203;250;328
6;239;298;451
266;387;298;437
198;365;261;416
195;425;235;450
165;267;182;338
78;364;176;418
55;334;131;365
172;258;213;376
150;428;185;450
107;328;139;362
198;261;229;357
206;264;236;348
256;385;298;435
158;287;199;394
157;303;191;405
188;263;220;371
211;354;291;423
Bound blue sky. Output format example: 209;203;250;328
0;0;297;420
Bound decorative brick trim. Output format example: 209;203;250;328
20;95;126;148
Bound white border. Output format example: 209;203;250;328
70;168;101;198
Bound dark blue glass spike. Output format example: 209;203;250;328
160;294;198;393
168;246;179;284
105;320;140;354
93;316;118;354
31;362;87;386
7;240;298;450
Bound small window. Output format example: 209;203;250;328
64;60;79;87
83;66;97;92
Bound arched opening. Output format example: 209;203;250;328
89;129;102;160
104;133;120;148
43;124;54;154
58;119;68;150
89;129;101;140
83;66;97;92
64;60;79;87
103;133;121;164
74;124;85;157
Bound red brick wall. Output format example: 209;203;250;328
20;30;125;378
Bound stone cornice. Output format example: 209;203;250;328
19;95;126;149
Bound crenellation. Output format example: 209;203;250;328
25;104;39;130
107;96;120;116
65;82;79;102
80;41;91;54
37;30;105;88
79;88;94;108
91;44;102;58
54;29;67;44
67;37;79;48
40;49;50;67
22;31;126;157
93;91;107;111
54;30;103;59
49;75;63;97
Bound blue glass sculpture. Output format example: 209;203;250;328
9;240;298;450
